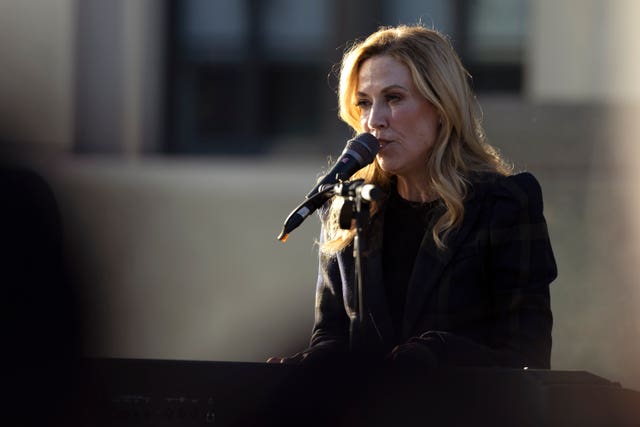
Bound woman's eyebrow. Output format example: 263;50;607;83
381;84;409;92
357;84;409;97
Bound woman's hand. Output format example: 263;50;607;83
267;344;346;365
386;341;439;371
266;352;307;364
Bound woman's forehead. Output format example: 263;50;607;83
357;55;413;93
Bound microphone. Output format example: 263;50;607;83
277;133;379;242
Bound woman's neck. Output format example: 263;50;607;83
395;176;437;203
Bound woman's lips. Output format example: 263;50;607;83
378;139;393;153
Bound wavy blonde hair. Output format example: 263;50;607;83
321;25;511;254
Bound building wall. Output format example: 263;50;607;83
529;0;640;101
0;0;75;152
1;0;639;390
528;0;640;387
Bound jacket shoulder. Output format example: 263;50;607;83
470;172;543;203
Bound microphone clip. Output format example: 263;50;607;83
326;180;382;230
325;179;383;203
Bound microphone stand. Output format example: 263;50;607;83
332;180;382;353
277;178;383;353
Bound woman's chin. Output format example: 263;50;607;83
376;159;399;176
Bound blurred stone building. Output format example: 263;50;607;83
1;0;638;389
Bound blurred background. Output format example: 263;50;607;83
1;0;639;390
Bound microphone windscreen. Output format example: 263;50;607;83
345;133;379;166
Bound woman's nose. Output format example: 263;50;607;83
367;103;388;130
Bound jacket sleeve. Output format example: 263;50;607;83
308;245;351;353
486;172;557;367
408;173;557;368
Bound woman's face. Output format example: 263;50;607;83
356;55;439;185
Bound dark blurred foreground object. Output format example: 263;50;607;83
0;167;82;426
74;358;640;427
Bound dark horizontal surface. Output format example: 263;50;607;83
65;358;640;427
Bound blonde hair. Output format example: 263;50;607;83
322;25;511;254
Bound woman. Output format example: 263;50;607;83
270;25;557;370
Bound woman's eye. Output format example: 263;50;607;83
385;94;401;102
356;99;371;109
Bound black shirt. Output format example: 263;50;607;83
382;188;441;343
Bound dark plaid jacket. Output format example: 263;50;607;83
309;172;557;369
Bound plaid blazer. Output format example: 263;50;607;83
309;172;557;369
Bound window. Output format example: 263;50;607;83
166;0;526;154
